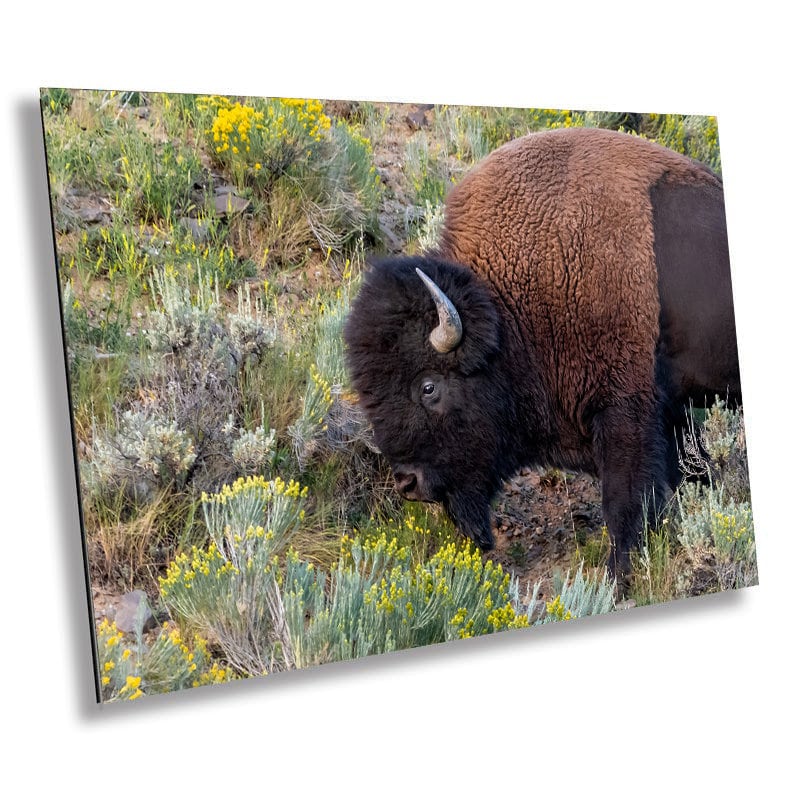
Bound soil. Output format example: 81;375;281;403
491;469;604;600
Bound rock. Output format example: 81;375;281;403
213;183;239;196
115;590;156;634
377;220;404;253
77;205;108;223
60;195;112;224
405;109;429;131
214;192;250;217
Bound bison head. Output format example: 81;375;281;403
344;256;519;550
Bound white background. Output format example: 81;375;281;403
3;3;798;797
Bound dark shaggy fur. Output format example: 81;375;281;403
344;127;740;574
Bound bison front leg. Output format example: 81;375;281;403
592;400;672;578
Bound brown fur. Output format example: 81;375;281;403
437;127;721;442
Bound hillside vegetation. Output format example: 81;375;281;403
42;89;756;701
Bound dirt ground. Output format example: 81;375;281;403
490;469;604;599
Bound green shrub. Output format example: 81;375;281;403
643;114;721;174
81;267;282;515
676;482;757;591
96;617;234;702
284;534;530;669
44;91;203;227
160;475;309;674
61;279;134;355
683;397;750;501
42;102;108;200
631;400;756;602
412;200;446;253
580;111;721;173
403;132;451;209
510;563;617;624
289;275;357;467
434;104;579;159
85;409;197;504
160;481;621;678
70;221;149;285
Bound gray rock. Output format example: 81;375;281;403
213;183;239;196
214;192;250;217
115;590;155;633
60;195;112;224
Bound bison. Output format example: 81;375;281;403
344;126;740;574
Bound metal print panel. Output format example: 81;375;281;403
40;89;757;703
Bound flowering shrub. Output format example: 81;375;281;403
195;95;381;257
96;618;233;702
283;534;530;668
160;491;619;678
511;565;617;624
197;95;331;191
159;532;287;675
160;475;309;674
201;474;308;557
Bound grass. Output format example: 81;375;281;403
42;89;743;698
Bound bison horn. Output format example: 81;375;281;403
415;268;463;353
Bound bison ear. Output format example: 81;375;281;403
453;274;502;374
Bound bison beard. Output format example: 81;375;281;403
344;127;740;577
443;489;495;552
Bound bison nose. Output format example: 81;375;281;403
394;470;419;500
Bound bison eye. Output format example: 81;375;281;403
417;375;443;409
